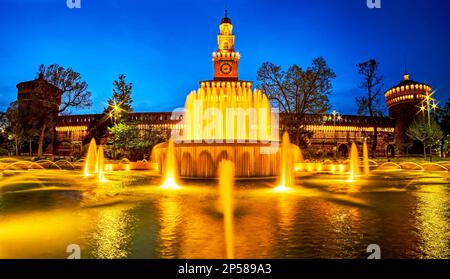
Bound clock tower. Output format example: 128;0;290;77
213;10;240;81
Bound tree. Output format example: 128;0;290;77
407;117;443;160
6;101;22;156
0;112;8;155
436;98;450;157
108;122;167;160
0;112;7;132
256;57;336;145
104;74;133;124
355;59;385;158
83;114;113;147
37;64;92;156
108;123;135;156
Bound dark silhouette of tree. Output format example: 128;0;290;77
0;112;8;154
256;57;335;145
38;64;92;114
83;114;112;147
0;112;7;131
436;98;450;157
6;101;23;156
355;59;385;158
36;64;92;156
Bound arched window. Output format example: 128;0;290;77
223;41;229;50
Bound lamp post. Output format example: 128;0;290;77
419;90;438;126
324;110;342;158
108;98;123;125
418;90;439;160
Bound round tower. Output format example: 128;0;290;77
16;73;62;111
384;73;431;153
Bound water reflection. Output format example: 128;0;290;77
158;194;182;258
0;209;82;258
0;171;449;259
414;178;450;258
88;204;137;259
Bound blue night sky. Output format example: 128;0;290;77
1;0;449;115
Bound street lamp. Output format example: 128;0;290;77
107;99;125;125
324;110;342;158
418;90;438;126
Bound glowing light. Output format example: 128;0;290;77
317;164;322;172
278;132;294;189
182;82;275;142
274;185;289;192
161;177;179;190
161;138;179;190
348;142;360;181
97;145;107;183
330;164;336;172
84;138;97;177
363;140;370;176
218;160;235;259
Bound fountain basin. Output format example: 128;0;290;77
152;141;300;178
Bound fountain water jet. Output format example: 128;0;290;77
276;132;294;191
363;140;370;176
218;160;235;259
97;145;106;182
84;138;97;177
348;142;360;181
161;138;179;189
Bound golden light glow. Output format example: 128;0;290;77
161;138;180;190
183;82;275;142
84;138;97;177
218;160;235;259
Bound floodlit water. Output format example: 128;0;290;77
0;169;449;259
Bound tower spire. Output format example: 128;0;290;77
403;56;409;80
213;12;239;81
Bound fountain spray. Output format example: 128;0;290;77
219;160;235;259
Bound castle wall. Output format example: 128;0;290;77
54;112;396;158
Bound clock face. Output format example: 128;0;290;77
220;63;232;75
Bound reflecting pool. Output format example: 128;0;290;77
0;169;449;259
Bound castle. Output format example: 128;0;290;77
16;13;432;158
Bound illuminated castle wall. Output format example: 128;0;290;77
54;112;395;157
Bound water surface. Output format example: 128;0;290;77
0;170;449;259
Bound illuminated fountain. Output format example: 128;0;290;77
151;15;300;179
363;140;370;176
218;160;235;258
96;145;106;182
161;138;179;189
84;138;97;177
348;142;360;181
275;132;294;191
83;138;106;182
2;13;450;260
